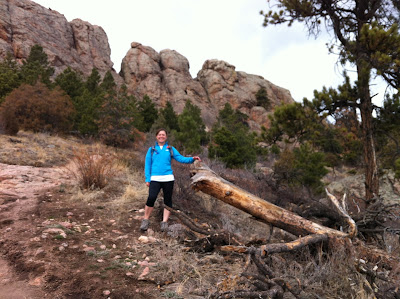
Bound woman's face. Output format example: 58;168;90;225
156;130;167;144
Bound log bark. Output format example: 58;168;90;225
190;162;349;238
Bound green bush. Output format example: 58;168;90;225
273;144;328;194
255;87;271;110
209;103;256;168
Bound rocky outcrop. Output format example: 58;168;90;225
120;43;215;125
0;0;294;130
121;43;294;130
0;0;120;81
197;60;293;130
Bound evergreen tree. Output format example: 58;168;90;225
209;103;256;168
375;93;400;170
136;95;158;132
85;68;102;94
160;101;179;132
176;100;206;154
19;45;54;87
0;54;21;103
72;68;104;135
98;86;141;147
261;0;400;201
99;71;116;95
273;144;328;194
255;87;271;110
262;101;322;145
55;67;84;99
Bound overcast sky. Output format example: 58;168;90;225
33;0;387;104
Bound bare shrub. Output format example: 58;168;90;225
67;146;117;190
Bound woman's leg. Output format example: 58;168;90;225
161;181;174;222
144;181;161;220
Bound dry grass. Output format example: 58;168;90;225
66;144;119;190
0;131;84;167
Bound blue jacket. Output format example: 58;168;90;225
145;142;194;183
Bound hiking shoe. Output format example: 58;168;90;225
140;219;149;231
160;221;168;232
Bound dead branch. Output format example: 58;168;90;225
325;188;357;238
219;234;328;256
164;205;243;252
164;205;213;235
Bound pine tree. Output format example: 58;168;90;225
19;45;54;87
72;68;104;135
55;67;84;99
261;0;400;201
100;71;116;95
160;101;179;132
0;54;21;103
136;95;158;132
176;100;206;154
209;103;256;168
255;87;271;110
98;85;142;147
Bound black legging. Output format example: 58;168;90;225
146;181;174;208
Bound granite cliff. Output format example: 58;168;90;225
0;0;294;130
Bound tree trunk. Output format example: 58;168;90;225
190;162;350;238
358;60;379;202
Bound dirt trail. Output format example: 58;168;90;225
0;163;72;299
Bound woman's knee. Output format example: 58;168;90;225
146;196;157;207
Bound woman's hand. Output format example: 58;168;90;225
193;156;201;162
146;182;150;187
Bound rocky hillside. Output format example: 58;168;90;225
0;0;294;130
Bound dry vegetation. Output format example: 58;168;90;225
0;131;399;298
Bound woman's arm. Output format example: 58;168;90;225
171;147;201;163
144;147;152;182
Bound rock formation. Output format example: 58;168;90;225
0;0;294;130
121;43;294;130
0;0;120;82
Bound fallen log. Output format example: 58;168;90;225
220;233;329;256
190;162;350;238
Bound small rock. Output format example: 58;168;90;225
103;290;111;296
83;246;95;252
138;267;149;280
100;245;107;250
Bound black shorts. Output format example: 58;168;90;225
146;181;174;208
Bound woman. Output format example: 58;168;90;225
140;129;201;232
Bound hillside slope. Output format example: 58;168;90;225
0;132;399;298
